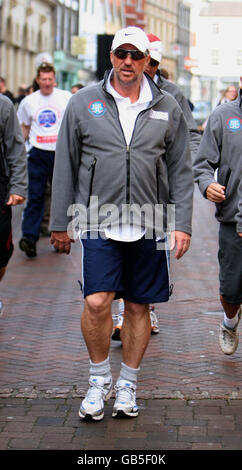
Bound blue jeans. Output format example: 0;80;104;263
22;147;55;241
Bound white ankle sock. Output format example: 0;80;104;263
223;312;239;329
118;362;140;384
89;357;111;380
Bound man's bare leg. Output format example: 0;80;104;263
79;291;115;421
81;291;115;363
121;300;151;368
219;294;241;355
0;267;6;281
220;294;240;319
112;300;151;418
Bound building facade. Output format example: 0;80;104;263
190;1;242;105
54;0;81;90
176;1;191;98
144;0;179;82
0;0;55;95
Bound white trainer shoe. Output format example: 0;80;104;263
112;299;124;341
150;306;159;334
219;308;241;355
112;379;139;418
79;375;112;421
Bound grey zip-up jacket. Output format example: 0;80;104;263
0;95;27;202
193;90;242;231
236;179;242;233
50;72;193;235
156;71;201;161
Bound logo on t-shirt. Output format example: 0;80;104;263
37;109;57;128
88;100;106;117
226;116;242;132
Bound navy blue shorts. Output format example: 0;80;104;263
80;233;171;304
218;223;242;304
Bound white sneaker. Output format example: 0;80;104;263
112;379;139;418
112;300;124;341
79;375;112;421
150;306;159;334
219;308;241;355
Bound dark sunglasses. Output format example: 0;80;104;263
149;59;159;67
114;48;147;61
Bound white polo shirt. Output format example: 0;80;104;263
105;71;152;241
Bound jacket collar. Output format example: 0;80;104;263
102;69;163;106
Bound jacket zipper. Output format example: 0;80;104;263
126;144;130;204
103;87;157;204
156;162;160;204
87;158;97;207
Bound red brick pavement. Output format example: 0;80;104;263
0;397;242;451
0;187;242;451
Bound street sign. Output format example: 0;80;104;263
71;36;87;56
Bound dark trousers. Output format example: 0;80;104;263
22;147;55;241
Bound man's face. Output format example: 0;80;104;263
36;71;56;96
145;59;159;80
110;43;150;88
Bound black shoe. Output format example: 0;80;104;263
19;237;37;258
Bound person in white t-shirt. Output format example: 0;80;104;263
18;62;71;257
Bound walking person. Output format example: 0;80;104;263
112;32;201;341
145;34;201;161
0;95;27;312
193;87;242;355
50;26;193;421
17;62;71;257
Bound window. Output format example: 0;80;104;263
212;23;219;34
136;0;142;11
211;49;219;65
237;50;242;66
56;5;63;49
63;7;70;51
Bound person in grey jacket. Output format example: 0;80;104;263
193;88;242;356
50;27;193;421
112;32;202;342
0;94;27;313
145;33;201;162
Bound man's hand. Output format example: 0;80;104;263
6;194;25;206
50;231;74;254
238;232;242;238
206;182;225;203
170;231;191;260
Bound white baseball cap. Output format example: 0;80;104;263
147;34;163;63
111;27;150;54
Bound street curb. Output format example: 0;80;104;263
1;387;242;400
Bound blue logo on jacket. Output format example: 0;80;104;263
88;100;106;117
226;116;242;132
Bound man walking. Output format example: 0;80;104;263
193;86;242;355
112;32;201;340
145;33;200;162
17;63;71;257
0;95;27;312
50;27;193;421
